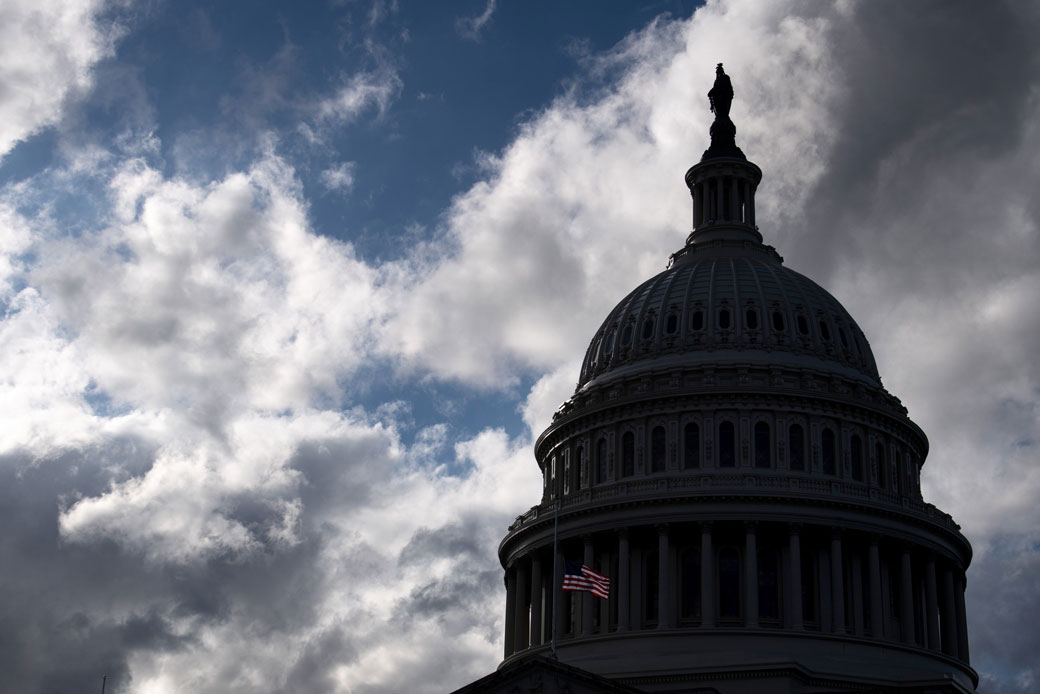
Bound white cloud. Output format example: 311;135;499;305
315;70;402;129
0;0;124;159
456;0;496;42
379;4;842;387
320;161;357;193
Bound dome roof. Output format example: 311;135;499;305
577;239;881;391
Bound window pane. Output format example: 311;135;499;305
596;438;608;484
822;428;836;475
684;422;700;469
622;432;635;478
851;435;863;481
754;422;771;468
789;424;805;471
719;421;736;468
651;426;666;473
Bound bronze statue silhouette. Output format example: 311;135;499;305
708;63;733;120
702;63;744;161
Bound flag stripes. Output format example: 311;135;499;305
562;559;610;599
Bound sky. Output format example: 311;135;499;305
0;1;1038;692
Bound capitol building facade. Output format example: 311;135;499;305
454;67;976;694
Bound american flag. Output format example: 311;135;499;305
562;560;610;599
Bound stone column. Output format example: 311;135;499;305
955;573;970;662
658;525;673;628
925;555;939;650
900;547;916;644
868;538;883;639
618;530;631;632
788;526;803;630
504;569;517;657
701;523;715;627
530;555;543;646
941;566;958;658
748;183;756;225
582;537;595;636
745;522;758;627
515;561;529;650
730;177;740;222
851;551;864;636
830;531;845;633
693;182;702;227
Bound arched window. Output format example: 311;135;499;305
665;313;679;334
819;320;831;341
576;445;586;489
789;424;805;471
620;324;633;348
758;548;780;622
851;434;864;481
875;442;887;489
563;454;571;495
718;547;741;620
549;456;557;499
596;437;608;484
642;316;655;340
719;308;731;330
745;308;759;329
603;330;615;356
645;550;659;624
681;548;702;620
822;428;836;476
754;422;771;469
772;311;785;332
650;426;666;473
691;310;704;331
797;314;809;335
683;422;700;470
621;431;635;478
719;421;736;468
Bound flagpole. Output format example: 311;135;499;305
550;497;559;659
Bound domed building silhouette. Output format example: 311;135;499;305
453;66;976;694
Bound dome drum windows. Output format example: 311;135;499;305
664;310;680;339
620;322;634;350
850;434;864;482
718;304;732;331
603;328;616;361
596;437;609;485
744;303;759;330
754;421;772;469
690;305;706;333
641;313;657;342
796;312;810;339
621;431;636;478
683;421;701;470
821;427;837;476
650;425;667;474
789;423;806;472
876;442;887;489
718;421;737;468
